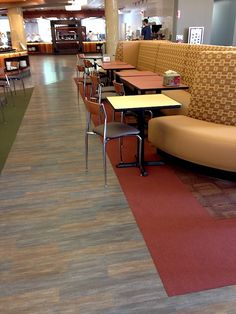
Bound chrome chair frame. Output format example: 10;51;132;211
84;96;142;187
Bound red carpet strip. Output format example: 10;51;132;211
77;81;236;296
106;135;236;296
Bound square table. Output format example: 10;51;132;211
101;61;136;83
116;70;160;79
121;76;188;94
106;94;181;176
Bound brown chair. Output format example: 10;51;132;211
112;80;138;123
0;67;14;106
90;72;116;104
6;61;26;95
84;96;142;187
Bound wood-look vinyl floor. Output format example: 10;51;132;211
0;55;236;314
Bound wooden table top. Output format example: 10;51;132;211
106;94;181;111
116;70;161;77
101;62;136;70
121;76;188;92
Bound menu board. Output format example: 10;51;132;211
188;27;204;44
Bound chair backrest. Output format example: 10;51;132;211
90;72;101;97
78;82;86;101
113;80;125;96
76;54;84;66
83;59;93;69
0;67;5;77
0;67;10;85
84;97;107;128
84;97;101;116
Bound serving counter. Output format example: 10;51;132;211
82;41;105;53
27;42;53;54
0;50;30;70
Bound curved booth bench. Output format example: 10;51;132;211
148;115;236;172
115;41;236;172
148;50;236;172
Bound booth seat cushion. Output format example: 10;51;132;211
148;115;236;172
136;41;160;71
160;90;191;116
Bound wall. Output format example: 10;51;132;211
233;17;236;46
210;0;236;45
119;10;142;40
174;0;214;44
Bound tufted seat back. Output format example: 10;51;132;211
188;51;236;126
136;41;160;71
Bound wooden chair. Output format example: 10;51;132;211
90;72;116;104
6;61;26;95
0;67;14;106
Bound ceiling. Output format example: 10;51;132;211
0;0;163;15
0;0;104;11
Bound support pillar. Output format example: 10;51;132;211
8;7;27;51
105;0;119;60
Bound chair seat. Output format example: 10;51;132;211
77;77;92;84
95;91;117;100
102;86;116;92
94;122;140;139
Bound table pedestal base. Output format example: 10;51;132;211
116;160;165;176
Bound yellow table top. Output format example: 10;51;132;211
106;94;181;111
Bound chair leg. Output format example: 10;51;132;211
137;135;142;173
85;132;89;171
12;79;16;95
103;139;108;187
21;78;26;95
119;138;124;163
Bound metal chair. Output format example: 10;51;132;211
84;95;142;187
5;61;26;95
0;67;14;106
90;72;116;104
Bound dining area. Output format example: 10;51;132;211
75;52;187;184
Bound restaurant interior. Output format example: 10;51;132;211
0;0;236;313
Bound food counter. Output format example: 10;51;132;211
0;50;30;70
82;41;105;53
27;42;53;54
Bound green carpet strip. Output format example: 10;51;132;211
0;88;34;173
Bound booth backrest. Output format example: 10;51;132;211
115;41;236;99
188;50;236;126
182;44;236;91
136;41;160;71
154;42;190;77
115;41;140;67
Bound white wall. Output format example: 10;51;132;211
119;10;143;40
81;17;106;40
0;17;10;45
174;0;214;44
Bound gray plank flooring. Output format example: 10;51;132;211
0;55;236;314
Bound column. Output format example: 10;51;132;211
8;7;27;51
105;0;119;60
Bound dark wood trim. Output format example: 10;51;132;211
23;9;105;19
